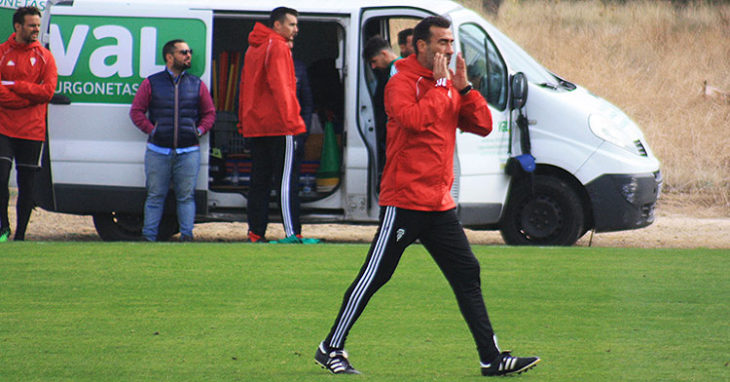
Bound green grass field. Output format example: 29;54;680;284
1;243;728;381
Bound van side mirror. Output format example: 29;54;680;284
510;72;528;110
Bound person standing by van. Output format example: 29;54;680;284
0;6;57;242
363;35;400;78
288;40;314;192
362;35;400;188
288;41;314;135
129;39;215;242
238;7;318;244
315;16;539;376
397;27;414;57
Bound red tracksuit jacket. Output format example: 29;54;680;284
379;55;493;211
0;33;58;141
238;23;305;138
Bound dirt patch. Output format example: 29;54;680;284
8;192;730;248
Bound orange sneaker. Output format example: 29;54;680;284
247;231;265;243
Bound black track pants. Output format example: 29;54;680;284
324;206;500;363
246;135;300;238
0;134;42;240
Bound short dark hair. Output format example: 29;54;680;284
412;16;451;55
362;35;391;61
397;28;413;46
269;7;298;27
13;6;41;26
162;39;185;61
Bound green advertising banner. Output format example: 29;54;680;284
50;14;207;104
0;8;12;45
1;4;208;104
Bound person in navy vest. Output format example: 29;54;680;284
130;39;215;241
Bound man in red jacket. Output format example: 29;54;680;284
316;17;539;376
0;6;57;242
238;6;318;244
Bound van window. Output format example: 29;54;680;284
459;23;507;110
486;26;559;88
361;17;418;97
388;18;419;57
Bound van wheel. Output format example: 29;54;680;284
92;212;178;241
499;175;584;246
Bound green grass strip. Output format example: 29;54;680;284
1;243;728;381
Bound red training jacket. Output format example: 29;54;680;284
379;55;493;211
0;33;58;141
238;22;305;137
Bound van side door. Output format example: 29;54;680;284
449;8;512;226
355;7;434;219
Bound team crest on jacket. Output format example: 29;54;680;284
6;60;14;66
30;57;36;66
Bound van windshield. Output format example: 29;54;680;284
483;25;562;89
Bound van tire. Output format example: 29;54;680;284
93;212;178;241
499;175;584;246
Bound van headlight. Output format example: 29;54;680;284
589;113;644;156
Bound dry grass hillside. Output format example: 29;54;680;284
461;0;730;214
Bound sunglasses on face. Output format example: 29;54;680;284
177;49;193;55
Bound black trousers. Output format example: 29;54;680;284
246;135;300;238
0;133;43;240
324;206;500;363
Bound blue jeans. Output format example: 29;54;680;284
143;148;200;241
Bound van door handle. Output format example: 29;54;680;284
50;94;71;105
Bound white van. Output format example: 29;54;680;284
1;0;661;245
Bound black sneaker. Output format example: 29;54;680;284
315;342;361;374
481;351;540;376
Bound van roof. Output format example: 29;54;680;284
69;0;464;17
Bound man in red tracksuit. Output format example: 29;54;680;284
0;6;57;242
238;6;317;244
315;16;540;376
